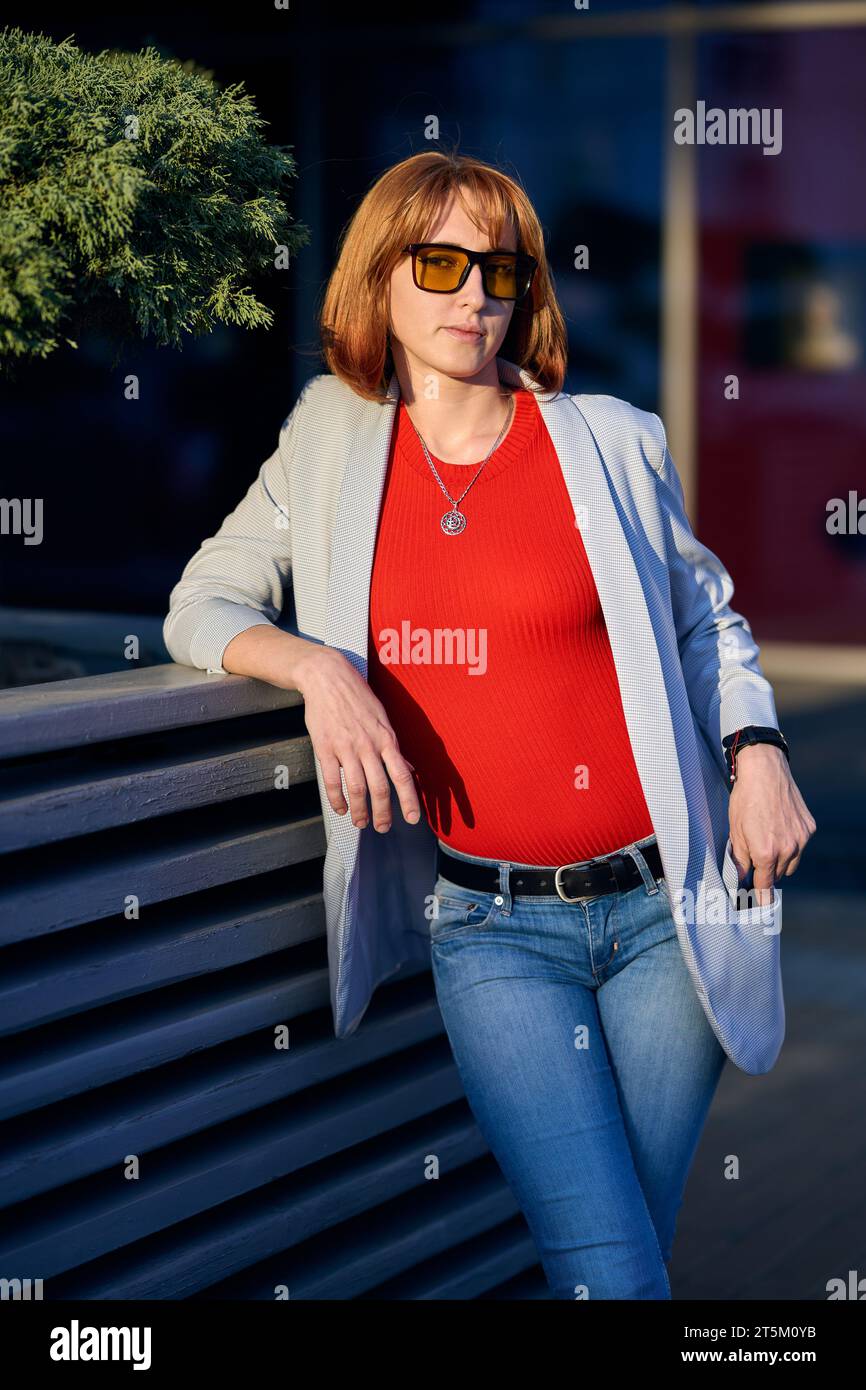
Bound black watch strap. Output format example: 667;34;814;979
722;726;790;784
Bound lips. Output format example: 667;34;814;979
444;326;484;340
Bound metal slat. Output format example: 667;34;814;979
0;1041;463;1248
0;664;302;758
0;807;325;944
191;1166;523;1301
0;957;437;1128
0;729;316;852
0;885;325;1038
0;954;330;1126
0;1096;483;1291
360;1221;546;1300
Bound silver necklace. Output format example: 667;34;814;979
406;387;515;535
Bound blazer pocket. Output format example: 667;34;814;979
722;836;782;933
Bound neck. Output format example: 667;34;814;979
392;349;515;465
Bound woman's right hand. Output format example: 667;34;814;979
294;645;421;832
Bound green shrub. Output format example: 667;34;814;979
0;26;310;369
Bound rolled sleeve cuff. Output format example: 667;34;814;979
190;605;275;675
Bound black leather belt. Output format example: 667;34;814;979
436;839;665;903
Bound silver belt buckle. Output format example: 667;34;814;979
555;858;594;903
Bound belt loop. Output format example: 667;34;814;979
498;861;513;912
626;842;660;895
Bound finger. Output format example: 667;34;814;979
320;752;348;815
381;745;421;824
784;850;803;877
751;860;777;905
729;837;751;884
339;752;370;828
358;748;394;831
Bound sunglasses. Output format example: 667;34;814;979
401;242;538;301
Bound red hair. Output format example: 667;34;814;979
318;149;568;403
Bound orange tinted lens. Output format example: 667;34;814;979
415;247;468;290
484;257;519;296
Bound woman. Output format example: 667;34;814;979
164;151;816;1300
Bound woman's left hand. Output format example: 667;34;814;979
728;744;817;904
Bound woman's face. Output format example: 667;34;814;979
387;195;518;383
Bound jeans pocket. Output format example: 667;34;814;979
429;876;501;944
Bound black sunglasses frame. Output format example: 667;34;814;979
401;242;538;301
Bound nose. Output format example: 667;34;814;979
457;263;487;308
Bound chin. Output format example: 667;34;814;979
439;340;494;368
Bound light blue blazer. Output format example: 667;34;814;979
163;355;785;1075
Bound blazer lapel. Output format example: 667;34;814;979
321;373;401;886
529;375;691;905
322;372;400;679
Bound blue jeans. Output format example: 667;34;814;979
429;834;727;1300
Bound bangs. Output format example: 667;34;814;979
414;175;520;252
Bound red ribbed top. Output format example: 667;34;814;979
366;383;655;865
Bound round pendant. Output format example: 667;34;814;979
441;508;467;535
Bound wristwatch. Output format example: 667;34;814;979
722;726;790;784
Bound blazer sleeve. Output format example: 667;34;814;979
650;412;781;761
162;399;301;675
